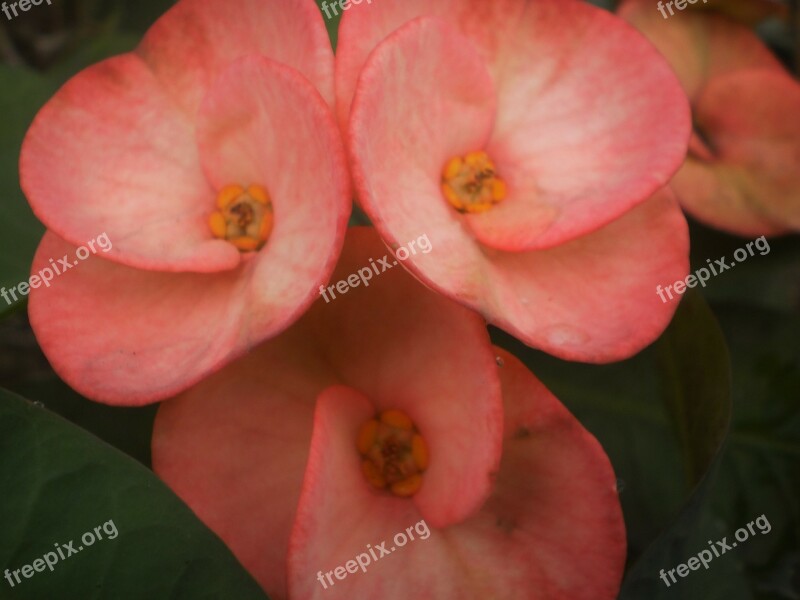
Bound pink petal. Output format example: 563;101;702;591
336;0;523;131
196;55;350;240
287;385;424;599
20;54;241;273
152;345;331;597
348;17;690;358
346;3;689;249
347;15;497;217
486;189;689;362
353;40;690;368
470;0;690;250
287;349;625;600
138;0;335;113
28;197;342;405
152;226;503;597
674;69;800;233
310;230;504;529
27;54;350;404
618;0;783;100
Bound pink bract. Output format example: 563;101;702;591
620;0;800;236
152;227;626;600
20;0;351;405
339;0;692;362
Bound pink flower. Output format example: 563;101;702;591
337;0;691;362
620;0;800;236
20;0;351;404
152;227;626;600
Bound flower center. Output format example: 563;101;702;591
208;184;274;252
357;409;428;497
441;150;507;214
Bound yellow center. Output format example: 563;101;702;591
356;409;429;497
441;150;507;214
208;184;274;252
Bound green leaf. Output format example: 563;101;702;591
0;388;268;599
617;303;800;600
703;306;800;598
656;292;731;485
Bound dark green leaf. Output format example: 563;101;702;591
0;387;268;599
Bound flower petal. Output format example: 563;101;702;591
20;54;240;273
152;344;330;597
287;385;424;599
618;0;783;100
673;69;800;234
287;348;626;600
373;187;688;362
468;0;691;250
151;227;503;596
489;189;690;361
347;17;493;305
473;347;626;599
196;55;350;248
28;222;340;404
311;230;504;529
348;16;497;241
346;3;689;250
336;0;522;130
138;0;335;113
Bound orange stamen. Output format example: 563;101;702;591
441;149;507;214
357;408;428;497
209;183;274;252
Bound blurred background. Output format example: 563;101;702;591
0;1;798;599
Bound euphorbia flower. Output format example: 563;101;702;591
20;0;350;404
619;0;800;236
337;0;691;362
152;227;626;600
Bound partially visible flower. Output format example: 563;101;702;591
338;0;691;363
152;227;626;600
620;0;800;236
21;0;350;404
